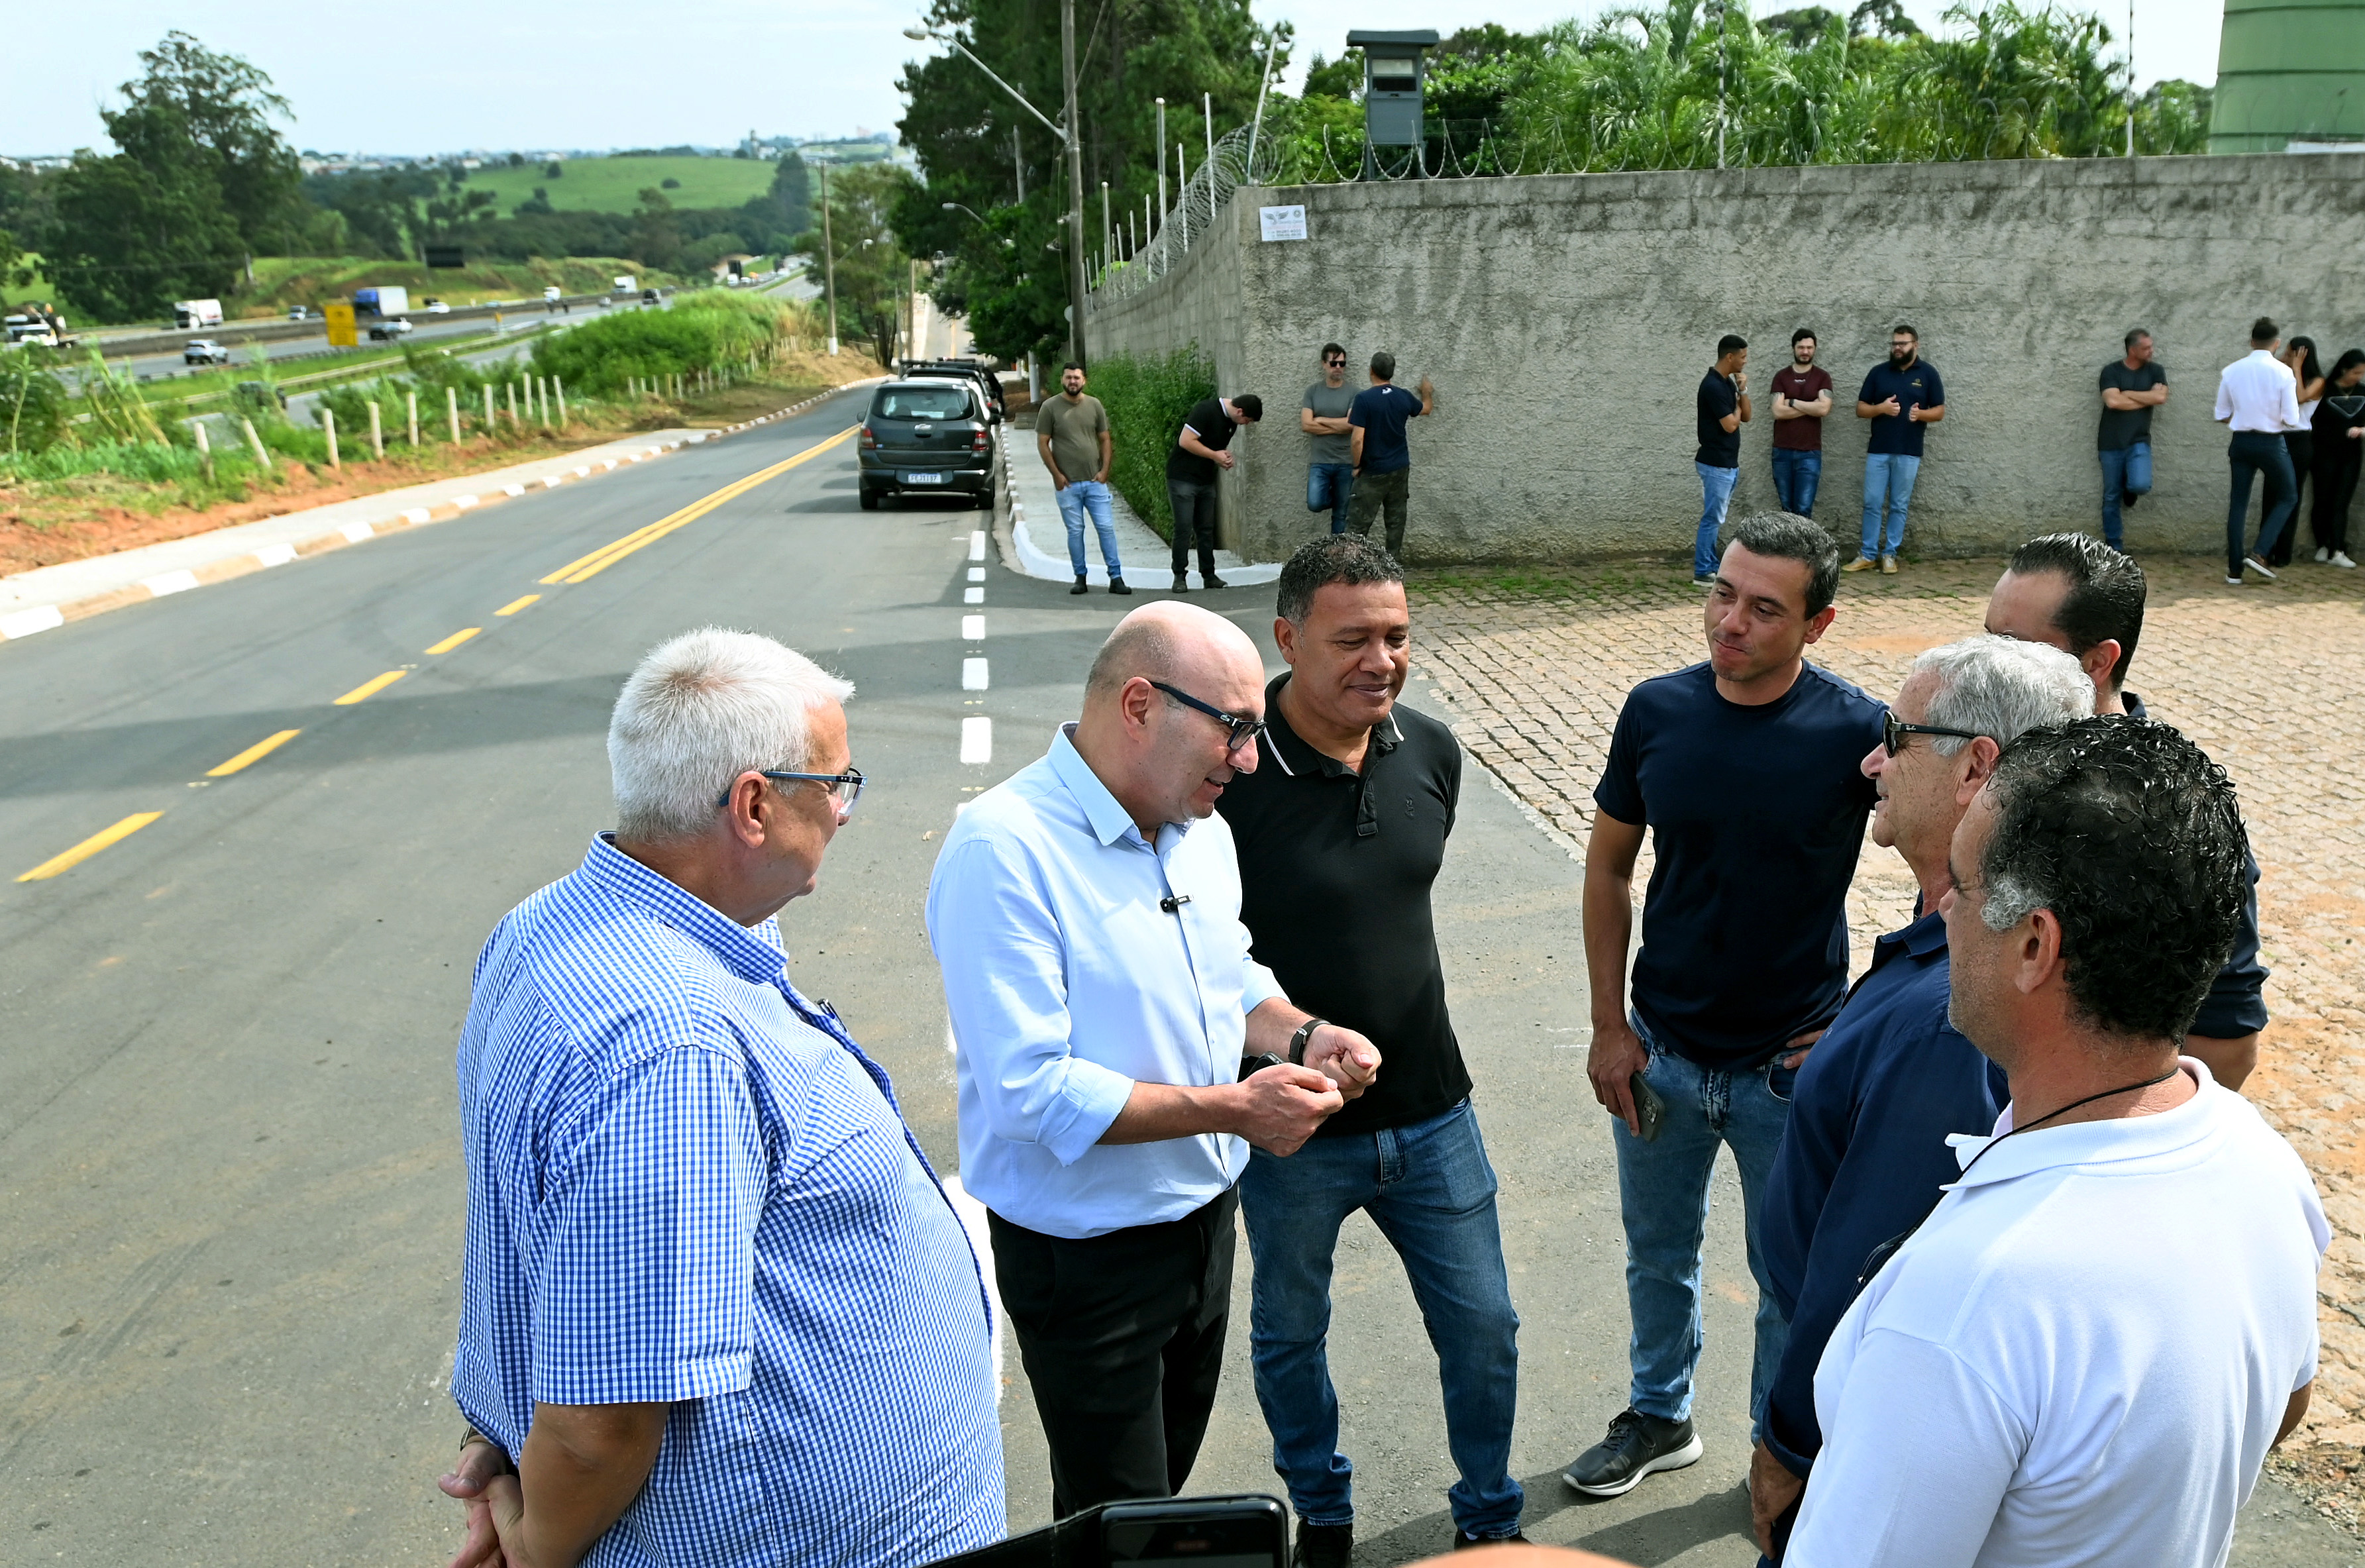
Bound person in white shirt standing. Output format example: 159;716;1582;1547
1787;717;2327;1568
2214;316;2305;585
926;600;1381;1520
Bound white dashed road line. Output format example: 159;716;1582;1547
969;531;986;562
962;587;984;604
962;614;986;640
962;658;988;691
960;716;992;764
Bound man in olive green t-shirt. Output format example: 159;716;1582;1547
1036;362;1129;595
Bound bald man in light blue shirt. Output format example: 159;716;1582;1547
927;601;1379;1519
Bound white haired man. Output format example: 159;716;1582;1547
927;600;1382;1520
437;628;1002;1568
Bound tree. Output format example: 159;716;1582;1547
799;160;916;367
630;187;684;270
46;101;244;321
115;32;302;248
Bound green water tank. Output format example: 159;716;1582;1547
2209;0;2365;151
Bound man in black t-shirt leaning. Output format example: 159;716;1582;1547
2097;329;2169;552
1694;335;1752;584
1216;537;1526;1565
1166;392;1265;592
1569;513;1885;1501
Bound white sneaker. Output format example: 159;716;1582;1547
2225;576;2244;586
2316;547;2331;562
2244;555;2278;580
2335;551;2358;569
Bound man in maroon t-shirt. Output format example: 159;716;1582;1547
1770;329;1835;519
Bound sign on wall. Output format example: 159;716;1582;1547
1259;205;1308;242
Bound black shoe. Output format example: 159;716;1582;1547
1560;1408;1703;1498
1172;572;1190;592
1451;1530;1531;1550
1108;578;1131;595
1204;574;1229;590
1292;1520;1353;1568
1071;575;1088;595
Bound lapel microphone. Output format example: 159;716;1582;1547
1159;894;1192;914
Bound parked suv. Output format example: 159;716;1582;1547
858;380;994;509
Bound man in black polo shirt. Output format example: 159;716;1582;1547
1569;513;1884;1501
1218;536;1524;1565
1166;392;1265;593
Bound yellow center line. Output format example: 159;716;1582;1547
207;729;302;777
495;594;540;616
17;812;166;882
539;427;860;586
425;627;481;655
334;670;408;706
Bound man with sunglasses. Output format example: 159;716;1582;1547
441;630;1002;1568
927;601;1382;1521
1303;343;1359;535
1747;635;2089;1561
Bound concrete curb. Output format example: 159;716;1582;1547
0;378;882;647
1000;427;1278;588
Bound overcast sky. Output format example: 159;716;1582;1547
6;0;2223;160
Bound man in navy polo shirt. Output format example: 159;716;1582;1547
1569;513;1885;1500
1746;635;2091;1561
1849;325;1946;576
1347;350;1435;558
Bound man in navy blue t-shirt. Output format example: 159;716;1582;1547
1347;350;1435;558
1848;325;1946;576
1563;513;1885;1502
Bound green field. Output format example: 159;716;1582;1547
460;155;777;215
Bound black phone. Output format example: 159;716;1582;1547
1630;1071;1667;1142
1102;1496;1288;1567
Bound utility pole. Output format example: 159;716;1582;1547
1155;98;1167;226
2126;0;2138;156
1101;180;1111;275
819;162;839;356
1014;123;1025;201
1063;0;1090;364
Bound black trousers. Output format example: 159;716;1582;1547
2312;433;2362;554
988;1189;1237;1518
1167;478;1220;577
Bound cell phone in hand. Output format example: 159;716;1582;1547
1102;1496;1288;1567
1630;1072;1667;1142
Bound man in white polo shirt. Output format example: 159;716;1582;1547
1788;717;2326;1568
2215;315;2304;585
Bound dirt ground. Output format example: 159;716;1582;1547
1407;550;2365;1537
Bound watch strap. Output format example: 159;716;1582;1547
1288;1018;1326;1065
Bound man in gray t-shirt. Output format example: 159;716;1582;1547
1302;342;1358;534
1037;362;1128;595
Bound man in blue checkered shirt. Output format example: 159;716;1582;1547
437;629;1002;1568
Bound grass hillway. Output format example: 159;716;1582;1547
455;156;778;217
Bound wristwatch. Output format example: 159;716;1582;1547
1239;1052;1286;1080
1288;1018;1327;1065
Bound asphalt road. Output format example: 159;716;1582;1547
109;311;560;387
1;384;2354;1567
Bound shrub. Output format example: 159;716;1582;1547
1088;346;1215;542
0;356;74;455
529;287;791;395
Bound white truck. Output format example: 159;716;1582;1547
174;298;225;329
613;275;637;295
352;286;409;319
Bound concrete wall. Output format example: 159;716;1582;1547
1086;152;2365;564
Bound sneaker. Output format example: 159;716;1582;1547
2335;552;2358;569
1172;573;1190;592
1292;1520;1353;1568
2123;490;2140;509
2243;555;2278;580
1204;574;1230;590
1692;573;1716;586
1561;1408;1703;1498
1842;556;1877;573
1071;575;1089;596
1108;577;1133;594
1451;1531;1532;1551
2225;576;2244;586
1880;554;1899;575
2316;547;2331;562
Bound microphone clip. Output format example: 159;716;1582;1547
1159;893;1192;914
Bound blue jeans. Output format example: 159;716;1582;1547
1240;1099;1523;1539
1695;462;1740;578
1860;452;1920;560
1308;463;1354;533
1613;1013;1795;1432
2227;432;2297;578
1769;448;1820;519
2098;446;2133;549
1056;479;1122;577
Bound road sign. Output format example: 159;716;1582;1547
323;302;357;348
425;245;465;269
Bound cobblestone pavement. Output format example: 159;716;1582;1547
1410;550;2365;1532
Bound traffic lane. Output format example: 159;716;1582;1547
0;440;990;1563
102;316;528;385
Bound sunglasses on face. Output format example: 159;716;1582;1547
1324;358;1346;367
1882;711;1982;757
717;766;866;812
1149;680;1267;753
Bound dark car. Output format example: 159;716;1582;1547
902;358;1006;422
859;380;994;510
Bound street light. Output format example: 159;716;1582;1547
905;21;1088;364
942;201;1016;248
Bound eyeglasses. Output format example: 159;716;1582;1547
1324;356;1346;366
1149;680;1267;753
717;766;866;813
1883;711;1982;757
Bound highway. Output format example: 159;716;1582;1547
103;303;620;388
0;384;2347;1566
